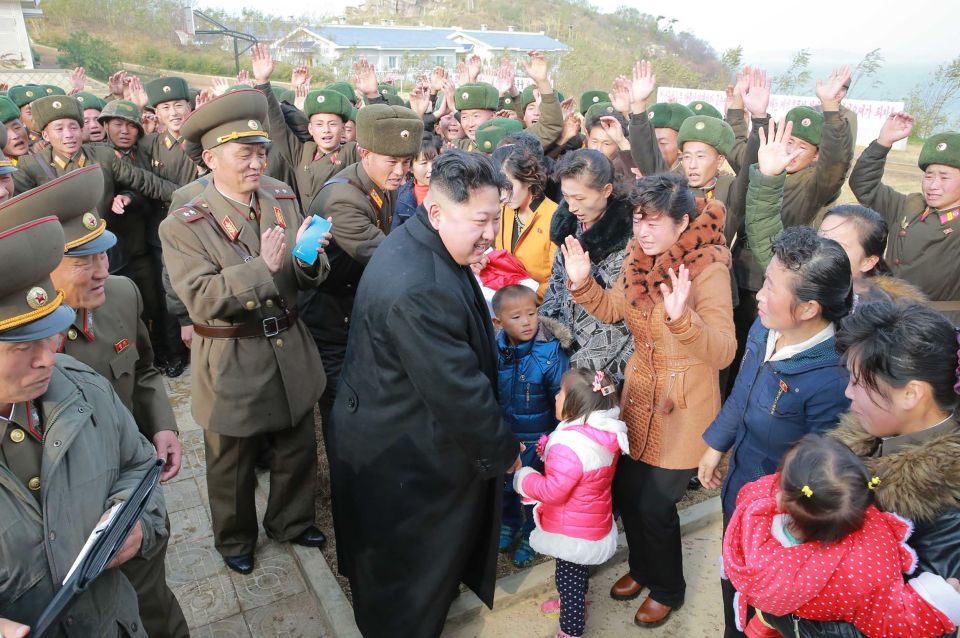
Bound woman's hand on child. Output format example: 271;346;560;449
698;446;725;489
561;236;592;289
949;577;960;593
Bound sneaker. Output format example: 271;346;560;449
512;539;536;567
498;524;520;553
540;597;561;617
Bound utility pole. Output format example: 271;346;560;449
192;9;258;74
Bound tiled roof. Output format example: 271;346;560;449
280;24;569;52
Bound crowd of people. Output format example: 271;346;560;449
0;39;959;638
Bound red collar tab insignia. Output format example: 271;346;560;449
82;309;95;340
221;215;240;241
778;379;789;393
369;189;383;210
274;206;286;228
330;152;340;166
114;338;130;354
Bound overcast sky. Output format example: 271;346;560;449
199;0;959;67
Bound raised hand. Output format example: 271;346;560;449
409;86;431;117
455;62;469;87
194;88;213;109
495;108;519;120
353;58;379;97
610;76;631;116
560;235;592;288
294;82;308;111
108;70;127;99
757;119;803;176
877;112;914;147
291;66;310;89
560;96;576;120
466;54;482;82
600;116;629;150
630;59;656;113
68;67;86;94
261;226;286;274
816;65;851;110
211;77;230;97
430;66;447;93
251;43;275;85
235;69;251;87
559;112;583;145
660;264;691;322
493;59;515;96
521;50;551;89
741;67;771;118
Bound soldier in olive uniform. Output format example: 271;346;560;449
305;104;423;433
1;95;32;162
38;166;189;638
0;125;14;203
0;173;167;637
850;116;960;323
75;92;106;143
159;89;330;575
474;117;523;154
6;85;52;146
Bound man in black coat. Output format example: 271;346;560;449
328;151;522;638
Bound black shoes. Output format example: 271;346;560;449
223;553;254;575
288;526;327;548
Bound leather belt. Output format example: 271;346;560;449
193;307;298;339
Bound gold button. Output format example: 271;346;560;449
265;300;274;308
275;338;284;348
245;301;256;310
10;428;25;443
249;212;256;221
28;477;40;491
67;328;78;341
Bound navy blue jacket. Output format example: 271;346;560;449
390;178;417;231
703;318;850;515
497;325;569;438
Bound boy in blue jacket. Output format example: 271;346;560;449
492;285;570;567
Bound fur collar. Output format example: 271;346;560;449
539;315;574;349
831;412;960;523
621;198;731;309
549;194;633;264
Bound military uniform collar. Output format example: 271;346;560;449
51;148;87;170
63;307;96;344
202;179;261;247
163;131;182;149
878;415;959;457
355;163;388;210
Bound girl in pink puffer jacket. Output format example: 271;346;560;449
514;368;630;638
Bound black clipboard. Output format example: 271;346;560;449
28;458;164;638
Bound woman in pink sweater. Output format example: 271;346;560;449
514;368;630;638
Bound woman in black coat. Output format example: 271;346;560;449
328;151;521;638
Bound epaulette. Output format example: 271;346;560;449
270;185;297;200
173;206;204;223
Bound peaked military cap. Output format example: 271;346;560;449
455;83;499;112
145;76;191;107
41;166;114;256
647;102;694;132
356;104;424;157
677;115;736;156
785;106;824;147
32;95;83;131
475;117;523;153
304;90;354;120
0;96;20;124
98;100;144;134
181;88;270;150
74;91;106;112
919;132;960;170
579;90;610;116
688;100;723;119
326;81;358;104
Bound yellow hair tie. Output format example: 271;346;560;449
867;476;881;490
800;485;814;498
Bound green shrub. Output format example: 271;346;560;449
55;32;120;80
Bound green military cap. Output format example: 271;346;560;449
382;93;406;107
326;81;357;104
677;115;736;156
579;90;610;116
145;76;191;107
304;90;353;120
378;83;398;98
919;132;960;170
0;128;14;176
0;96;20;124
42;85;66;97
688;100;723;119
0;183;75;342
7;85;43;107
74;91;106;112
455;83;499;112
98;100;144;134
785;106;824;147
181;88;270;150
356;104;424;157
274;87;295;104
647;102;694;132
32;95;83;131
520;85;537;113
475;117;523;154
584;101;619;124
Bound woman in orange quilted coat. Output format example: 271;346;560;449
562;172;736;628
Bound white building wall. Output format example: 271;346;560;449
0;1;36;69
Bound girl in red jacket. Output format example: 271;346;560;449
514;368;630;638
722;434;960;638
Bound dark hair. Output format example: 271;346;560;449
559;368;620;423
502;148;546;203
430;150;508;203
771;226;853;324
778;434;873;544
629;172;698;224
585;111;627;135
417;133;442;162
822;205;891;277
499;130;545;162
491;284;538;316
836;299;960;413
553;148;614;192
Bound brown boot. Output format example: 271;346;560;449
633;596;682;627
609;572;644;601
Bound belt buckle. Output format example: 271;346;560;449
262;316;280;338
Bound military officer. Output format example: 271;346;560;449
159;88;330;575
1;95;31;162
75;91;106;143
6;84;48;145
305;104;423;432
849;115;960;323
0;175;167;637
251;43;360;206
34;166;189;638
0;125;15;204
